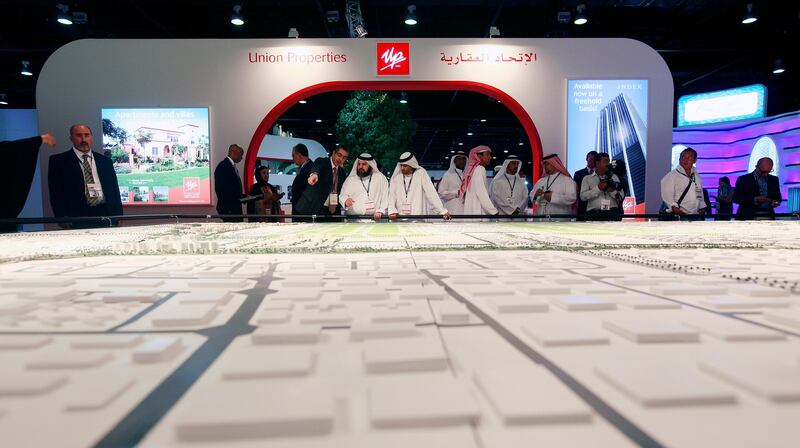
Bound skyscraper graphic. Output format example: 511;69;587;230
595;93;648;204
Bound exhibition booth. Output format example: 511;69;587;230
35;38;674;216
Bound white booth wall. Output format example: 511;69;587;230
36;38;673;216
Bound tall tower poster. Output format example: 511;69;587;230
567;80;648;215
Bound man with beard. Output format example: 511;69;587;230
339;152;389;221
437;151;466;215
388;152;451;220
490;155;528;215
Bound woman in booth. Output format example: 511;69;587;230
247;165;283;222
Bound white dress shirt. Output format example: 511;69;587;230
660;167;707;214
580;172;624;211
73;147;105;203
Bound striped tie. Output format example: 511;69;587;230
82;154;100;207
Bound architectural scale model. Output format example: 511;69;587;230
1;221;799;447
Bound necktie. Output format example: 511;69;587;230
82;154;100;206
329;166;339;213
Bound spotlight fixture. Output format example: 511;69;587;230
489;26;501;38
20;61;33;76
355;24;368;38
399;92;408;104
0;94;8;105
230;5;244;26
326;10;340;23
404;5;417;26
480;118;487;122
56;4;72;25
315;119;323;123
742;3;757;24
288;27;299;38
557;10;571;24
458;142;464;146
467;132;473;136
298;100;307;104
772;59;785;74
574;4;588;25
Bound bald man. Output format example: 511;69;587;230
48;124;123;228
214;144;246;222
734;157;782;220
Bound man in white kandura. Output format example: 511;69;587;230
489;155;528;215
388;152;451;220
531;153;577;218
437;151;466;215
339;152;389;221
660;146;707;216
459;145;498;215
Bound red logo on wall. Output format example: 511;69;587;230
377;42;410;75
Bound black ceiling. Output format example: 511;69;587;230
1;0;797;174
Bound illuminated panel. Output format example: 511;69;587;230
677;84;766;127
673;111;800;214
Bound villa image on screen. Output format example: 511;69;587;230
101;107;211;205
567;80;648;210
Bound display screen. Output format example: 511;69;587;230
101;107;211;205
567;80;648;211
677;84;766;127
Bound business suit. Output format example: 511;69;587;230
294;157;347;216
573;167;592;215
290;159;313;208
1;136;42;232
214;157;244;222
48;149;123;227
734;172;782;220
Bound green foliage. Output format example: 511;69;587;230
102;118;128;145
134;129;153;150
110;146;129;164
335;91;417;173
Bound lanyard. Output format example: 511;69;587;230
360;174;372;195
403;172;414;198
544;172;560;191
456;170;463;182
505;173;517;195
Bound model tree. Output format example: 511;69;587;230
335;91;417;174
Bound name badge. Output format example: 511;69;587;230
600;199;611;211
400;201;412;215
364;200;375;213
87;183;102;198
328;193;338;205
506;197;513;204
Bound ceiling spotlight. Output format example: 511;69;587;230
503;150;509;153
399;92;408;104
355;24;368;37
326;10;340;23
773;59;785;74
315;119;322;123
56;4;72;25
230;5;244;26
288;27;299;38
327;132;333;136
405;5;417;26
574;4;588;25
742;3;757;24
458;142;464;146
480;118;487;122
20;61;33;76
298;100;307;104
489;26;501;38
557;10;571;24
0;94;7;105
518;141;524;146
467;132;473;136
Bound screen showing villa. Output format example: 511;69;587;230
101;107;211;205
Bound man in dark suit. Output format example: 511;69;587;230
48;124;123;229
294;146;349;218
290;143;312;209
734;157;782;220
214;144;245;222
573;150;597;217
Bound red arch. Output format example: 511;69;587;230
244;81;543;190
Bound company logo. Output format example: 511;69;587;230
622;197;635;213
377;42;410;75
184;177;200;199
